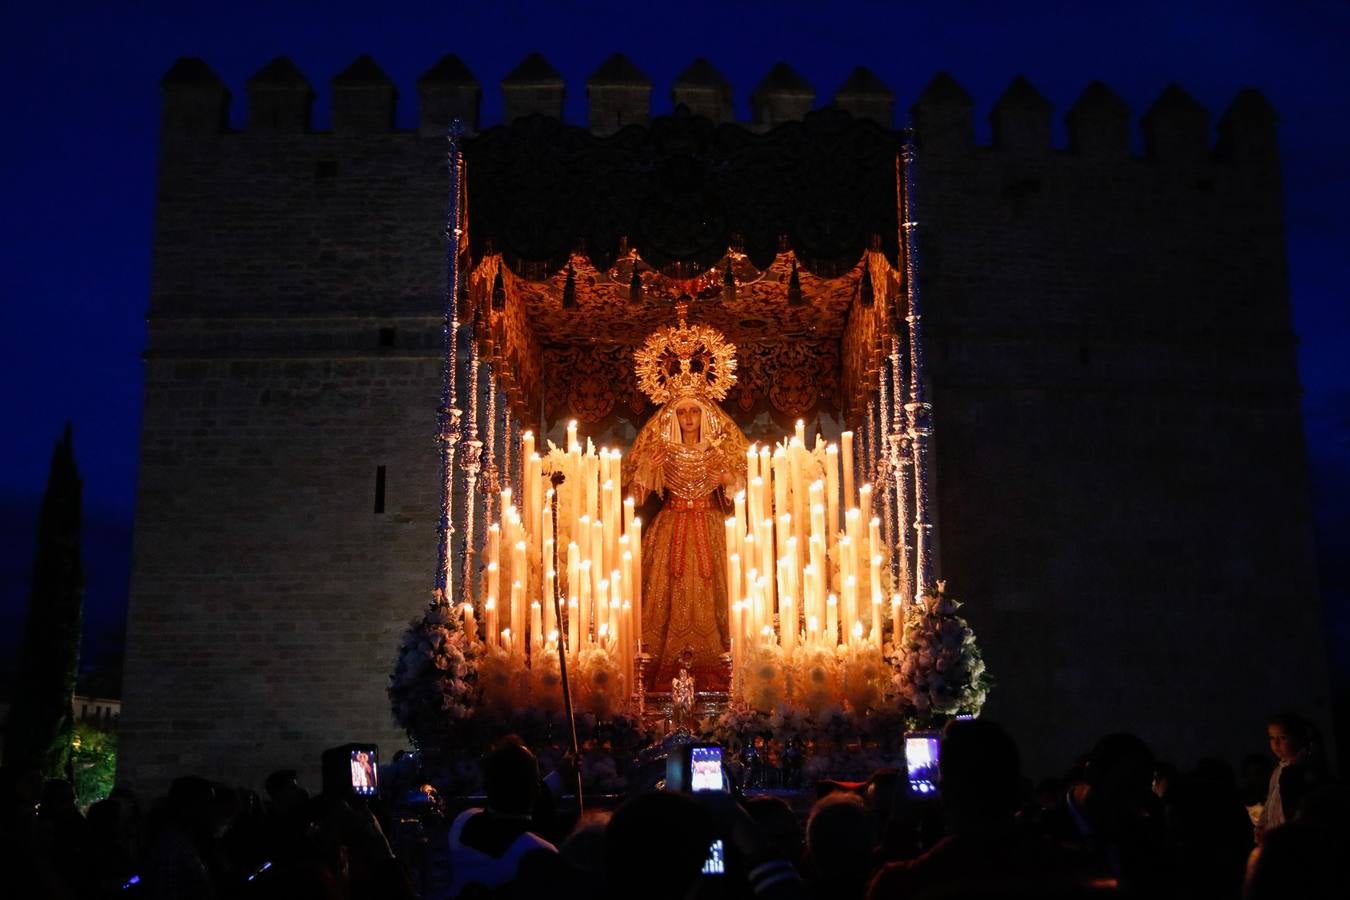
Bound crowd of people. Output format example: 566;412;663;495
0;712;1343;899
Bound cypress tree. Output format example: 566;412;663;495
3;424;84;777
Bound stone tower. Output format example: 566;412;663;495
118;55;1329;795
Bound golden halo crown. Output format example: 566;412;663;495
634;317;738;405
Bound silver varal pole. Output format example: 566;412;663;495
889;343;913;605
879;361;896;581
902;134;936;599
461;337;483;608
436;121;467;604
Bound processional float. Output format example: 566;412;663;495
412;115;980;740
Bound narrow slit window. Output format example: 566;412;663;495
374;465;387;514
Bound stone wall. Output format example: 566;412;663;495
117;55;1329;794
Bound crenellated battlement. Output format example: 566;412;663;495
124;48;1324;801
161;53;1278;163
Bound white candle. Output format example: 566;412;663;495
584;452;599;524
743;538;757;634
859;483;873;530
567;597;580;656
543;558;556;634
590;518;605;602
748;477;764;533
531;600;544;652
809;484;825;541
576;514;590;552
734;491;748;555
844;574;858;639
794;419;806;447
542;489;554;555
486;559;501;630
579;560;592;643
802;563;817;642
631;517;643;643
567;420;579;453
601;479;616;574
841;431;855;511
790;442;808;553
622;599;634;693
512;541;527;633
824;445;841;593
772;446;788;520
827;593;839;645
759;518;776;613
485;597;498;648
728;552;742;628
462;602;478;643
891;594;903;651
870;575;883;646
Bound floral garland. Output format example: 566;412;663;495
890;582;992;723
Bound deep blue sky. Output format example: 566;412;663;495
2;1;1347;677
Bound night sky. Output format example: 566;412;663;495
2;2;1347;695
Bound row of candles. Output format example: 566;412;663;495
726;421;896;669
469;418;894;696
475;424;643;695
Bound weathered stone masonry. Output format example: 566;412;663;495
118;53;1328;794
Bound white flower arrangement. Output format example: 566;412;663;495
577;644;624;719
837;641;890;714
476;642;523;717
529;646;565;715
740;641;787;713
790;645;840;717
890;582;991;722
389;596;482;738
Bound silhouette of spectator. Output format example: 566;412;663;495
514;809;611;900
144;775;222;899
1166;758;1253;900
869;719;1098;900
447;736;557;897
1245;820;1349;899
0;765;49;897
804;792;875;899
265;769;310;816
1068;732;1175;895
604;791;715;900
747;795;804;868
88;794;138;896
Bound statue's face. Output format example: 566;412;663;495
675;401;702;440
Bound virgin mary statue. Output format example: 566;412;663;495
623;318;748;692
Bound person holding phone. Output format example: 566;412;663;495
604;790;809;900
869;720;1098;899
